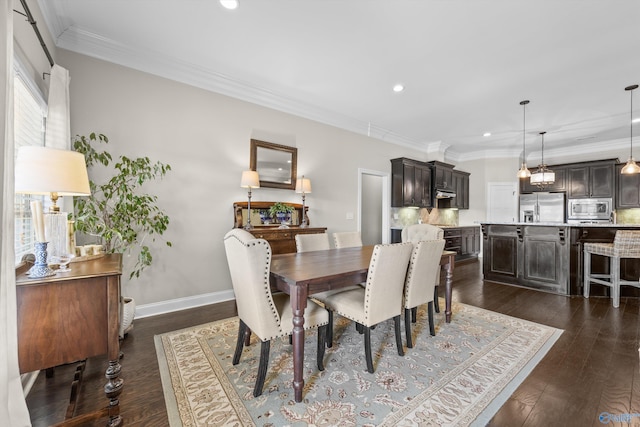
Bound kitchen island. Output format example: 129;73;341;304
481;222;640;296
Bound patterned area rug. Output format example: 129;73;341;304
154;301;562;426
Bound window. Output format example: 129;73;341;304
14;64;47;263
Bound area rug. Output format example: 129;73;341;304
154;301;562;426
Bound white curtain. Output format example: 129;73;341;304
1;0;32;425
44;64;70;150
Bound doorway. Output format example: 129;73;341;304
358;168;390;245
487;182;518;222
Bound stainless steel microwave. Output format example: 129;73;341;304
567;198;612;222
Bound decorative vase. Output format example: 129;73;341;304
28;241;56;278
276;212;290;229
119;297;135;338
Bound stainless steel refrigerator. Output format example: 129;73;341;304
519;193;565;223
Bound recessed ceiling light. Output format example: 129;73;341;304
483;132;491;137
393;84;404;93
220;0;239;10
633;117;640;123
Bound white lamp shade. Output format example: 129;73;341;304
240;170;260;188
15;146;90;196
530;170;555;185
295;177;312;194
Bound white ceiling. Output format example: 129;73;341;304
36;0;640;162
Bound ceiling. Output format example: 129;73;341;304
35;0;640;162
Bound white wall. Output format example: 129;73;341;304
57;49;429;309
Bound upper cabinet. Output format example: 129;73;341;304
451;170;470;209
429;161;455;192
391;158;432;208
391;158;470;209
567;160;615;199
616;163;640;208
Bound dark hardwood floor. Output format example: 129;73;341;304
25;259;640;426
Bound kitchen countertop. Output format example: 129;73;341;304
391;224;480;230
480;222;640;228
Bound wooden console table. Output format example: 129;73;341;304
16;254;124;426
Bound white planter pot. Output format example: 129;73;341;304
119;297;135;338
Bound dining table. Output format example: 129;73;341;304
269;245;456;402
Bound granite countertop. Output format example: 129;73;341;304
480;222;640;228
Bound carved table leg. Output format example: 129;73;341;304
291;285;308;403
104;359;124;427
444;255;455;323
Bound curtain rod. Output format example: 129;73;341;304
15;0;55;68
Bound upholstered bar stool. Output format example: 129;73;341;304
583;230;640;308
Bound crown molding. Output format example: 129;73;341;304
53;26;430;152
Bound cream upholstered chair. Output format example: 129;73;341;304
313;243;413;373
333;231;363;248
403;239;446;347
223;228;328;397
401;223;444;312
295;233;331;252
584;230;640;308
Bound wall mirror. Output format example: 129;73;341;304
250;139;297;190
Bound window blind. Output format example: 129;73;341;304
14;70;47;263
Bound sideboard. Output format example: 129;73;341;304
233;201;327;254
16;253;123;426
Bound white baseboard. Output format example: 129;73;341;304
133;290;236;319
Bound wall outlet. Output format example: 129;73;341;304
346;212;354;220
393;213;399;220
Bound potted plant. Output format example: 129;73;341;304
72;132;172;337
268;202;294;228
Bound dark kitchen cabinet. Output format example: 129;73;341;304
429;161;455;192
482;224;569;295
567;160;615;199
391;158;432;208
451;170;470;209
460;227;480;259
616;163;640;208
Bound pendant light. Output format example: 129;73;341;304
530;131;555;188
516;100;532;178
621;84;640;174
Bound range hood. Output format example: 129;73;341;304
435;190;456;199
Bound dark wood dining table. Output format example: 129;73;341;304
269;245;456;402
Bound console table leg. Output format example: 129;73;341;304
104;359;124;426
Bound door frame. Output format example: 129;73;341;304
358;168;390;244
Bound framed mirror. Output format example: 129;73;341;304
250;139;297;190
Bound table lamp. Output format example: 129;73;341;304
240;170;260;230
15;146;91;275
295;176;311;228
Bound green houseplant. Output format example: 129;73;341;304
72;132;172;280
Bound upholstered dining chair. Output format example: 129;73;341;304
295;232;331;252
401;223;444;312
403;239;446;348
584;230;640;308
313;243;413;373
223;228;328;397
333;231;363;248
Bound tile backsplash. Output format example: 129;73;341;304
616;208;640;225
390;207;459;228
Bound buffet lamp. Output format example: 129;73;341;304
15;146;91;274
240;170;260;230
15;146;91;211
295;175;312;228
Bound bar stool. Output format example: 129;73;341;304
583;230;640;308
